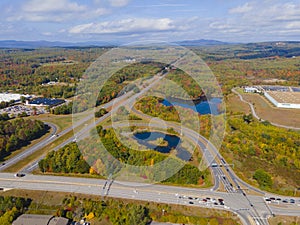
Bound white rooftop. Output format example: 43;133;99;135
0;93;30;102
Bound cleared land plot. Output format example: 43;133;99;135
239;93;300;127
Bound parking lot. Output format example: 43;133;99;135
0;104;47;117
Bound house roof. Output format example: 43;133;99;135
12;214;69;225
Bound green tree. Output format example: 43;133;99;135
253;169;272;188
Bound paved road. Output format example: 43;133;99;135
0;173;299;225
232;88;300;130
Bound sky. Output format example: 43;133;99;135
0;0;299;43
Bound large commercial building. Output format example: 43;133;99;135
26;98;65;107
262;86;300;109
0;93;31;102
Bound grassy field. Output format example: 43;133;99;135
29;114;73;132
226;94;250;115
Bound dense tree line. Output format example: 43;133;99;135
95;62;164;106
0;101;14;110
0;48;106;95
58;197;148;225
222;116;300;194
135;96;180;122
0;119;48;160
0;113;9;121
95;108;108;118
51;102;73;115
56;196;237;225
253;169;273;189
166;69;204;98
38;142;90;173
0;196;31;225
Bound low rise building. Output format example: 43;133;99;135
26;98;65;107
12;214;69;225
243;87;260;93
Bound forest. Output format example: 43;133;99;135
38;142;90;174
0;196;31;225
222;116;300;194
51;102;73;115
0;119;48;160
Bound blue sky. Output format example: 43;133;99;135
0;0;299;43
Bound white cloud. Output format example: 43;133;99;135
208;1;300;41
109;0;130;7
23;0;86;13
6;0;109;22
229;2;252;14
69;18;176;34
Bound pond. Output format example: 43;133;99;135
161;97;222;115
133;131;191;161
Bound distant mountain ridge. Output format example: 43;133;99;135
174;39;230;46
0;39;231;48
2;39;299;49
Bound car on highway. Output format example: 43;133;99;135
14;173;25;177
188;201;194;204
265;198;271;203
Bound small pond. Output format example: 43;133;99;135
161;97;222;115
133;131;191;161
